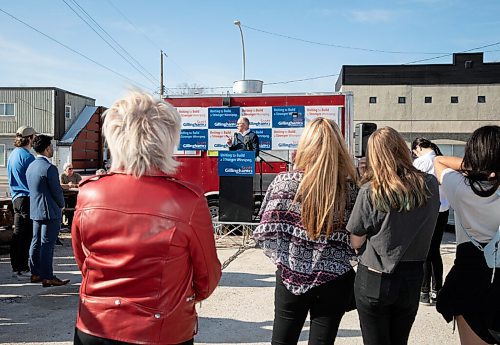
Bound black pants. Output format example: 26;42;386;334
421;210;449;293
10;196;32;273
74;328;193;345
355;262;424;345
64;193;77;227
272;269;355;345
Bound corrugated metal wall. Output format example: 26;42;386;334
0;89;54;135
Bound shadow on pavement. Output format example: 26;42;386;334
0;252;80;343
218;272;276;288
197;317;361;343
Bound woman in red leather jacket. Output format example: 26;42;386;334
72;91;221;345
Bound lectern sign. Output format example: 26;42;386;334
218;151;255;176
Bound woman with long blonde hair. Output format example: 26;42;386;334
253;117;358;345
347;127;440;345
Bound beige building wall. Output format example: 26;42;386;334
341;84;500;139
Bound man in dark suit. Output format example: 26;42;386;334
226;116;260;155
26;135;70;287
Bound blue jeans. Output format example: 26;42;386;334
29;219;60;279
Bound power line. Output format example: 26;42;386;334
0;7;154;91
242;24;448;55
68;0;158;83
264;73;339;85
403;41;500;64
61;0;157;87
105;0;200;85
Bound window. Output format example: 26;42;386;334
478;96;486;103
0;103;15;116
451;96;459;104
424;96;432;104
439;144;465;158
65;105;71;119
369;97;377;104
398;96;406;104
0;144;5;167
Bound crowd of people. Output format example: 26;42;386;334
5;91;499;345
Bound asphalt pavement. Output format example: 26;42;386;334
0;232;460;345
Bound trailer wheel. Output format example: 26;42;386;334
207;198;219;221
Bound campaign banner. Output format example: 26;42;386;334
272;128;303;150
241;106;272;128
208;107;240;129
272;106;305;128
208;129;234;151
253;129;272;150
218;151;255;176
305;106;341;125
177;107;208;129
179;129;208;150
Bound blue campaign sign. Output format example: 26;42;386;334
272;106;305;128
253;129;272;150
208;107;240;129
179;129;208;150
218;151;255;176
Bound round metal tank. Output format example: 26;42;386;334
232;80;263;94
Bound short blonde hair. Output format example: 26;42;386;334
102;91;181;177
63;162;73;171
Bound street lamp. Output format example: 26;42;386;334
234;20;246;80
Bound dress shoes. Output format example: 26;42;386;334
31;275;42;283
42;276;70;287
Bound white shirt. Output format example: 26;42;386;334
413;151;449;212
441;168;500;245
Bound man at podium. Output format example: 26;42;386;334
226;117;259;154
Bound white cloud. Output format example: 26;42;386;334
349;9;394;23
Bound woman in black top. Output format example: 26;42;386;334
347;127;440;345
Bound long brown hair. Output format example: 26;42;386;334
294;117;357;239
363;127;429;212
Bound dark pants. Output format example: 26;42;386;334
421;210;449;293
272;269;355;345
64;193;77;227
10;196;32;273
74;328;194;345
355;262;424;345
29;219;60;279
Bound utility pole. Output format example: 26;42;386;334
160;50;165;96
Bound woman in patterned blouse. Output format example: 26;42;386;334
253;117;359;345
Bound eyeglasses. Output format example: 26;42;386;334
67;168;73;170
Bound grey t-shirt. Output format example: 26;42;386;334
346;173;440;273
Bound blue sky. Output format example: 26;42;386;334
1;0;500;106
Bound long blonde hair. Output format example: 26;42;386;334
363;127;429;212
294;117;357;240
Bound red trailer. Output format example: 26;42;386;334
164;92;354;220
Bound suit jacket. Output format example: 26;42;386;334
229;130;260;155
26;157;65;221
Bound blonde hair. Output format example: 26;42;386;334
294;117;358;240
363;126;429;212
102;91;181;177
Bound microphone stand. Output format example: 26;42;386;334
255;153;272;222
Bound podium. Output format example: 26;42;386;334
219;176;253;222
218;151;256;222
